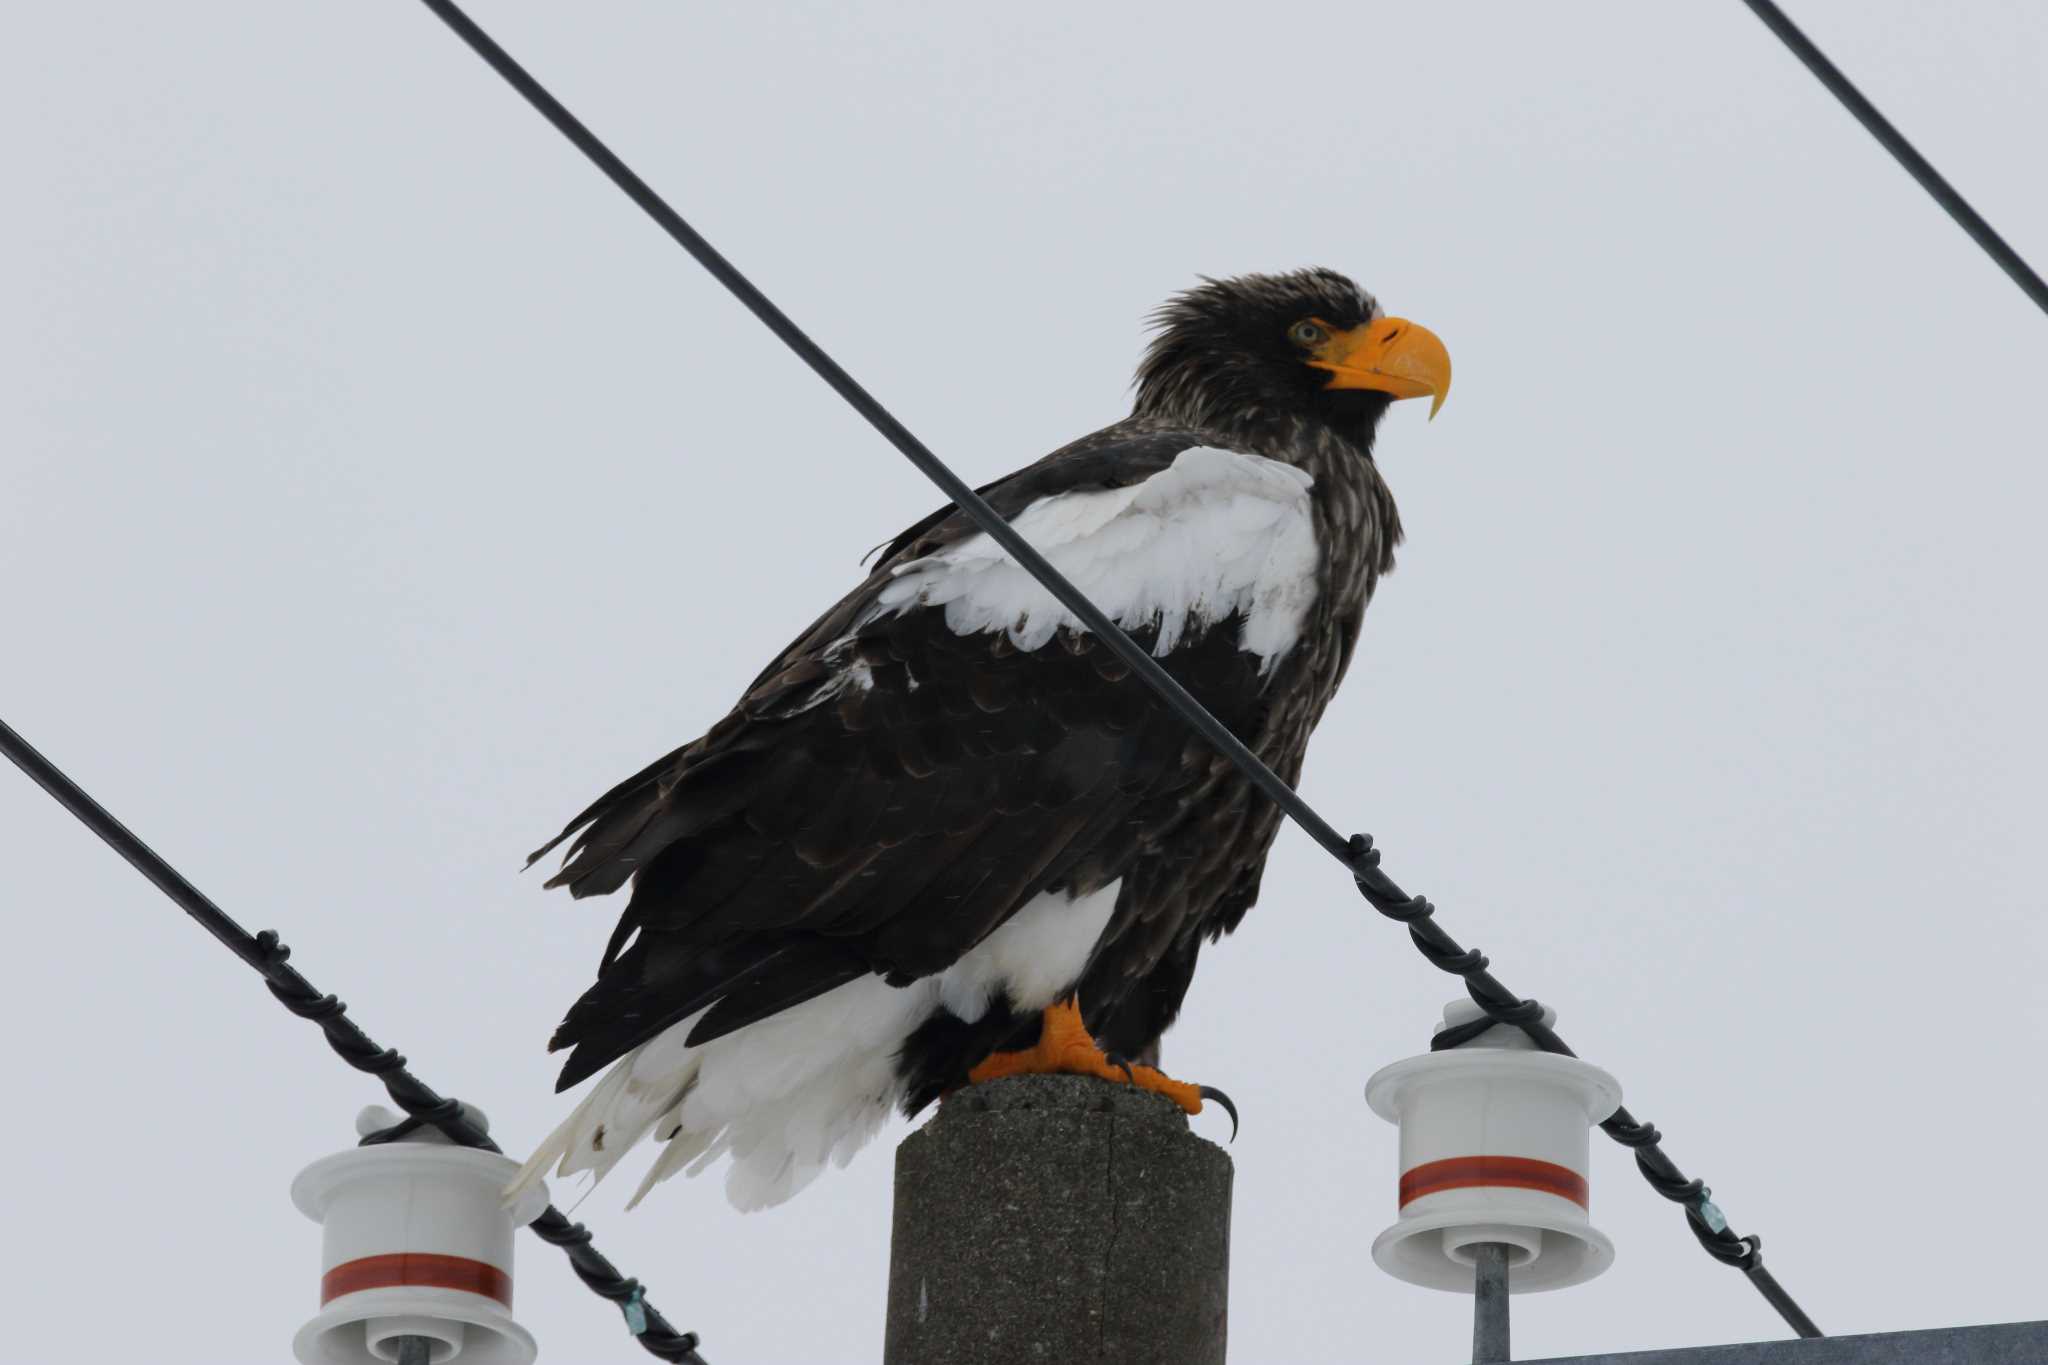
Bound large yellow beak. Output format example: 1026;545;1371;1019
1309;317;1452;418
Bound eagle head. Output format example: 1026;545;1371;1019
1132;268;1450;452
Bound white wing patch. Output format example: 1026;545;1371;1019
874;447;1320;671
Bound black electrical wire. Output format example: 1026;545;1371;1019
407;0;1823;1338
1741;0;2048;317
408;0;1346;869
0;718;710;1364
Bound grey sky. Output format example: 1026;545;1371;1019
5;2;2045;1361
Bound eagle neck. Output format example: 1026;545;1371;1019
1246;418;1403;614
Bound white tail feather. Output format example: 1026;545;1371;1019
507;882;1123;1211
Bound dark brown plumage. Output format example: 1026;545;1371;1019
511;268;1449;1210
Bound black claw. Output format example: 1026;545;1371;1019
1101;1052;1237;1139
1198;1085;1240;1141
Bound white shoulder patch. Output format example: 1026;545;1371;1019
873;447;1319;670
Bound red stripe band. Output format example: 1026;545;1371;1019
322;1253;512;1308
1399;1155;1588;1210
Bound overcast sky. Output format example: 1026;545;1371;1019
6;3;2046;1362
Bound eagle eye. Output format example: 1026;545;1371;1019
1288;319;1328;347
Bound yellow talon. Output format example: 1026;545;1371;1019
968;998;1205;1115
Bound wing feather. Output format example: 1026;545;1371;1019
540;427;1319;1090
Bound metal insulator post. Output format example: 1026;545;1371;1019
1472;1242;1511;1363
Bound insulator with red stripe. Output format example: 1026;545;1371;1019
291;1106;549;1364
1365;1000;1620;1294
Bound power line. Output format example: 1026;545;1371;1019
408;0;1820;1338
0;718;710;1364
1741;0;2048;317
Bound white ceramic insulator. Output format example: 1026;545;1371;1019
292;1107;550;1364
1365;1000;1621;1293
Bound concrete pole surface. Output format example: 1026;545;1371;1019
885;1073;1233;1365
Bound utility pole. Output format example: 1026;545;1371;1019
884;1074;1232;1365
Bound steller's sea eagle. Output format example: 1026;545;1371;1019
510;268;1449;1210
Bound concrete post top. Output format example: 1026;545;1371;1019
926;1073;1214;1132
887;1072;1234;1365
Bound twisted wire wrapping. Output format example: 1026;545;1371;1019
1343;836;1816;1334
0;712;709;1364
254;932;709;1362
